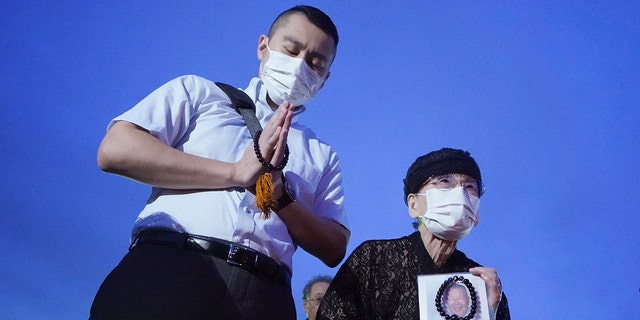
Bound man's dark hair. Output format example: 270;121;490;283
269;5;339;49
302;275;333;299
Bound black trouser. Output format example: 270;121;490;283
90;241;296;320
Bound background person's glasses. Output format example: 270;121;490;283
305;297;323;305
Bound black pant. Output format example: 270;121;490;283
90;242;296;320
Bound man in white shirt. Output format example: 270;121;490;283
90;5;349;320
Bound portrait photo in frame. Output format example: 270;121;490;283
418;272;490;320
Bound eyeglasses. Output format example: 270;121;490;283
421;174;485;197
304;297;323;305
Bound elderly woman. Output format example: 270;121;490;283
317;148;510;319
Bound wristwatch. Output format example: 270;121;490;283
273;180;295;212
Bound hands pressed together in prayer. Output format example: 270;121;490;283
233;101;294;193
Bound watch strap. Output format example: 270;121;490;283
273;180;295;212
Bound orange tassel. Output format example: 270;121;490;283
255;172;276;218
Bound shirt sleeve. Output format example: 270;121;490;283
314;149;348;227
108;75;215;147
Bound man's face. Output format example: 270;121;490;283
303;281;330;320
258;13;336;79
446;286;470;317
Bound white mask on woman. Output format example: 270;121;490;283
261;43;326;106
418;187;480;241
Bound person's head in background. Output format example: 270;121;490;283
302;275;333;320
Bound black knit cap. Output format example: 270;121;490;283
403;147;482;203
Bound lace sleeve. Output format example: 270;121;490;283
317;243;372;319
496;293;511;320
318;238;422;319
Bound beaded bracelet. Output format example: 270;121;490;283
434;275;478;320
253;130;289;171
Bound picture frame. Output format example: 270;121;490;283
418;272;490;319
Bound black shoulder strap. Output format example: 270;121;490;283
215;82;263;138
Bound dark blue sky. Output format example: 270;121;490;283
2;1;639;319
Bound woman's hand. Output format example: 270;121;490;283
469;266;502;312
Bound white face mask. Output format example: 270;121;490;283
418;186;480;241
261;43;326;106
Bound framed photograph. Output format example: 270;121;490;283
418;272;490;319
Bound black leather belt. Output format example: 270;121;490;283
131;230;291;288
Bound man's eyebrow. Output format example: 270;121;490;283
282;35;329;62
283;35;304;48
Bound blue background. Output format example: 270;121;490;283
2;1;639;319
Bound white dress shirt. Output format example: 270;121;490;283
109;75;347;270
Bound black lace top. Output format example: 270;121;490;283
317;232;510;320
